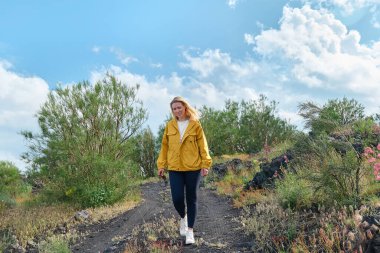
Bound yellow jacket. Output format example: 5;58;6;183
157;119;212;171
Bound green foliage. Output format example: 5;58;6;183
155;114;171;155
22;75;147;207
128;127;157;178
0;161;30;210
200;95;295;155
0;229;15;253
241;201;361;252
375;113;380;124
38;235;71;253
292;136;363;207
352;118;380;146
275;173;313;210
0;161;23;197
0;194;16;210
299;97;365;135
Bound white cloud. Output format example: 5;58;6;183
248;5;380;108
302;0;380;28
303;0;380;14
109;47;138;66
92;46;101;53
150;62;163;68
227;0;239;9
0;60;49;171
244;33;255;45
370;5;380;28
180;49;259;85
0;61;49;128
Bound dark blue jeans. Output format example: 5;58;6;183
169;170;201;228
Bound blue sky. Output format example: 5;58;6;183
1;0;380;170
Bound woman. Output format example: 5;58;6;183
157;96;212;245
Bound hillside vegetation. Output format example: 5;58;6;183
1;75;379;252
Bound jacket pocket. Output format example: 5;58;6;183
167;130;178;145
182;134;200;167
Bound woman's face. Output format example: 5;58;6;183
171;102;186;121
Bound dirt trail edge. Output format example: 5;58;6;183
71;181;252;253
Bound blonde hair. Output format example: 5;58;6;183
170;96;200;121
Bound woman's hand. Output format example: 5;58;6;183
158;168;165;178
201;168;209;177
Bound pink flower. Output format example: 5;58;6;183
368;157;377;163
378;154;380;158
375;163;380;171
364;147;374;154
376;174;380;181
377;144;380;151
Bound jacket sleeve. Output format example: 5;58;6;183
157;124;169;169
196;123;212;169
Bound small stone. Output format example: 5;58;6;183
10;243;25;253
354;214;363;226
366;229;374;240
344;240;352;251
104;246;118;252
361;221;370;230
347;231;355;241
75;210;91;221
370;224;379;233
27;240;36;247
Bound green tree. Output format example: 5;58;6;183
129;127;157;178
238;95;294;153
22;75;147;207
200;95;295;155
0;161;23;197
291;135;364;207
200;101;240;155
299;97;365;135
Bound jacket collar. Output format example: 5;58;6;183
169;118;197;136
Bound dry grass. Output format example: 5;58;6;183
250;139;294;162
0;180;145;250
123;216;182;253
0;203;75;248
233;189;271;208
89;189;141;223
240;198;366;252
211;163;261;208
212;153;251;164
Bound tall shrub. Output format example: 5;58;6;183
22;75;147;207
292;136;364;207
0;161;28;209
200;95;295;155
129;127;157;178
298;97;365;136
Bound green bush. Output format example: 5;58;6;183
0;193;16;210
0;161;23;197
0;229;15;252
22;75;146;208
40;155;139;207
128;127;157;178
200;95;295;155
0;161;31;210
38;235;71;253
292;136;364;207
275;173;313;210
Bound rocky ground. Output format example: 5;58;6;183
70;180;251;253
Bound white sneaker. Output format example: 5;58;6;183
180;215;188;236
185;230;195;244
